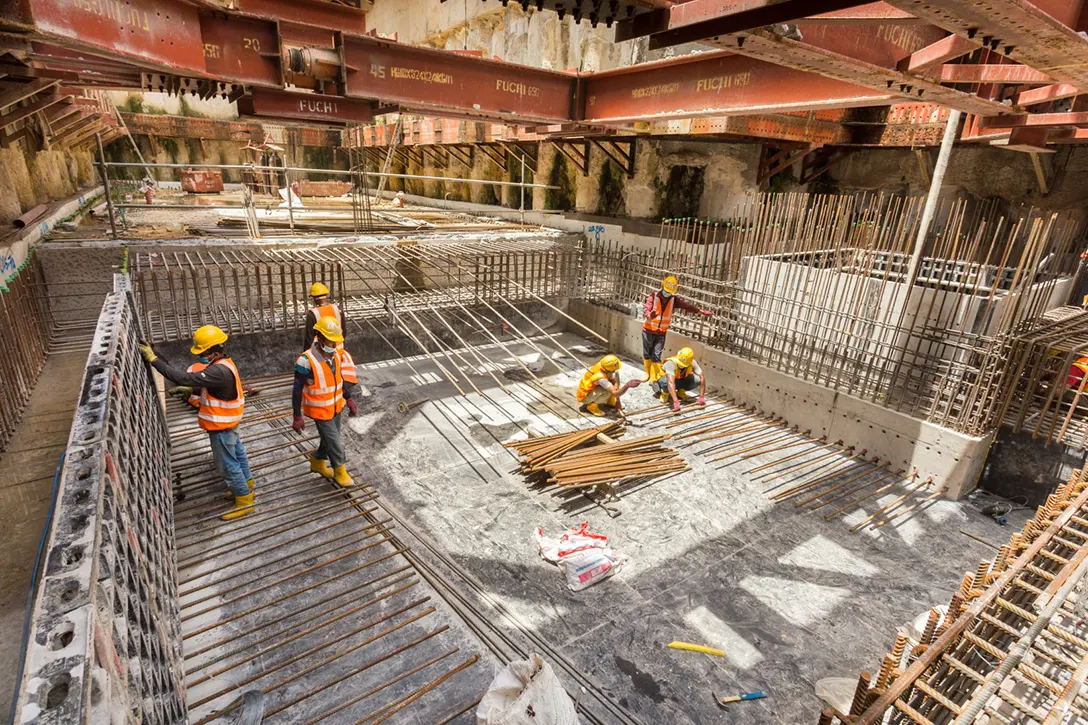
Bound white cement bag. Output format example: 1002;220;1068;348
476;654;579;725
534;523;627;591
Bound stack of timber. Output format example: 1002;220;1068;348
505;423;688;492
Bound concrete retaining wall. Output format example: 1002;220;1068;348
569;299;994;499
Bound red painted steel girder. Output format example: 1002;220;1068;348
237;88;374;124
807;3;922;22
341;36;577;123
896;33;978;72
883;0;1088;87
704;30;1011;116
581;51;897;123
198;0;366;34
979;111;1088;128
198;13;281;88
1017;83;1081;106
615;0;869;43
924;63;1051;84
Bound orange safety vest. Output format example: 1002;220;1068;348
197;358;245;431
339;348;358;384
185;361;208;408
310;302;345;351
664;355;693;380
300;348;345;420
576;363;613;402
643;293;675;334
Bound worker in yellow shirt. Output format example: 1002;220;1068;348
652;347;707;412
575;354;641;417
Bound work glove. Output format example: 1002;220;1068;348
700;309;713;316
346;399;358;417
137;340;157;363
167;386;193;399
672;401;682;413
697;395;706;406
242;385;256;396
292;415;305;433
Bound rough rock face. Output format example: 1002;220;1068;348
0;147;95;226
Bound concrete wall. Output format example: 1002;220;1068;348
568;299;995;499
0;147;96;226
103;136;249;183
107;91;237;120
366;1;644;71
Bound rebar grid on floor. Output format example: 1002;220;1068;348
168;381;483;724
819;467;1088;725
586;192;1083;437
132;237;582;343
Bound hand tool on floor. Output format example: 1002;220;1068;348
714;690;766;708
397;397;429;414
668;641;724;656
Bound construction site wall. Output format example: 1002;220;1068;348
14;284;185;725
0;147;97;227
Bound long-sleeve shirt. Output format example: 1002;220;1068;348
292;345;356;417
643;291;702;323
152;356;239;401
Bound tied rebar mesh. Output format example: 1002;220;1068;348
585;191;1085;437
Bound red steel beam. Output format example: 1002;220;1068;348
807;3;922;22
884;0;1088;87
581;51;897;123
924;64;1051;84
703;30;1011;116
615;0;869;44
201;0;366;34
237;88;374;124
342;36;576;123
979;111;1088;128
198;13;281;88
1016;83;1081;106
896;33;978;72
3;0;207;77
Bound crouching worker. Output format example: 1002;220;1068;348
292;316;359;487
652;347;707;412
576;354;641;417
139;326;255;521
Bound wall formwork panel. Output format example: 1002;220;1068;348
14;289;184;725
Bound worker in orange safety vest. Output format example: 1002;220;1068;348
292;315;359;487
642;275;712;381
303;282;346;350
139;326;255;521
576;354;641;417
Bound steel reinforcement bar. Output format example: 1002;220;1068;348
818;467;1088;724
0;251;53;452
13;287;185;724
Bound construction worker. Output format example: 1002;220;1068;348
642;275;712;381
292;315;359;487
168;360;208;409
652;347;707;412
138;326;255;521
576;354;641;417
303;282;345;350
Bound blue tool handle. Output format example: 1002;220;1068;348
741;691;767;701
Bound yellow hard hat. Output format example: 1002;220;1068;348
662;275;679;295
314;315;344;343
190;325;228;355
310;282;330;297
600;354;622;372
676;347;694;367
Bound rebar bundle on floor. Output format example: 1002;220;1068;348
506;423;689;493
0;252;52;452
819;467;1088;725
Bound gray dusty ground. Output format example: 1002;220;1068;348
326;331;1023;725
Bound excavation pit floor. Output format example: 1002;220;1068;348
282;330;1022;725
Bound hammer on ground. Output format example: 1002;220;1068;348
397;397;429;414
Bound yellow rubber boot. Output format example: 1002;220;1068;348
642;359;653;381
677;390;690;400
221;492;255;521
333;464;355;488
310;456;334;479
586;403;606;417
223;479;255;501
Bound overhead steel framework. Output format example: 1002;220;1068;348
1;0;1087;149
